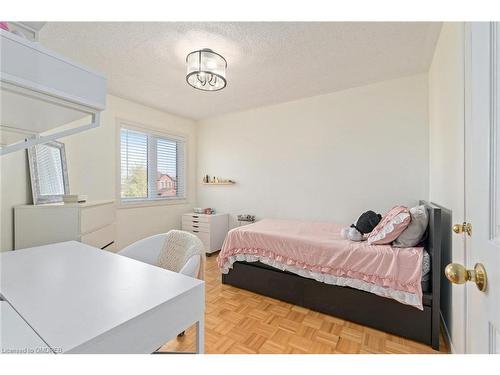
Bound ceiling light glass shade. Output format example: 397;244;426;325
186;49;227;91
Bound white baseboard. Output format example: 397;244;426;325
440;311;456;354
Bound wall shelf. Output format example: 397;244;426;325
202;182;236;185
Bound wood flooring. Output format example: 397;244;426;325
160;254;449;354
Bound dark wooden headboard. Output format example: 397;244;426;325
419;200;443;349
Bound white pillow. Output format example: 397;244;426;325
393;205;429;247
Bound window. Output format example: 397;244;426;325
120;127;186;203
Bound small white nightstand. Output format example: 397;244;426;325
182;213;229;255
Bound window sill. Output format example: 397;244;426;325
117;198;189;210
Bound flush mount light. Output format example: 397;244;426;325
186;48;227;91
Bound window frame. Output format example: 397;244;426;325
116;119;188;208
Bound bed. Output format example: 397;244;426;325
219;200;442;350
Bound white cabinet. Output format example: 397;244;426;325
182;213;228;254
0;29;106;155
14;200;116;251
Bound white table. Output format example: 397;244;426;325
0;241;205;354
0;301;54;354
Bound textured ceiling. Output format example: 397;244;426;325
39;22;441;120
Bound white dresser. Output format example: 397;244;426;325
182;213;229;254
14;200;116;251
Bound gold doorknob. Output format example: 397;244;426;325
445;263;487;291
452;222;472;236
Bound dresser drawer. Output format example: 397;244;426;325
183;214;210;223
81;203;115;234
182;219;210;232
182;212;228;254
182;224;210;233
14;200;116;250
81;224;115;249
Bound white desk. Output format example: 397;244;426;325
0;241;204;354
1;301;54;354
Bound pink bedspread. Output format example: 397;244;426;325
217;219;424;309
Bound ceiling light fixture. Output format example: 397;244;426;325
186;48;227;91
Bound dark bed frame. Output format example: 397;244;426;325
222;200;442;350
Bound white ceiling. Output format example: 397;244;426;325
40;22;442;120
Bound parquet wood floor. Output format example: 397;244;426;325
160;254;449;354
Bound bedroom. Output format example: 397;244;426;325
1;0;499;371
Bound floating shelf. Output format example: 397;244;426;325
202;182;236;185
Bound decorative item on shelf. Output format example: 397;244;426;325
237;214;256;223
1;22;43;41
237;214;256;226
62;194;88;204
193;207;216;215
202;174;235;185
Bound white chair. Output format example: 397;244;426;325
118;232;203;279
119;230;204;342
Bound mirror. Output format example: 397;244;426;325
27;140;69;204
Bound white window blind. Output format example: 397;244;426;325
120;127;186;202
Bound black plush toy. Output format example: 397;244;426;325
341;210;382;241
352;210;382;234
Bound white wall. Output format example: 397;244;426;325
197;74;430;227
0;150;31;251
429;22;465;353
0;95;197;251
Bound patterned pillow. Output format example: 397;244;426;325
367;205;411;245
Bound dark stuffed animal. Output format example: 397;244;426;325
352;210;382;234
341;210;382;241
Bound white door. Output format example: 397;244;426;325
463;22;500;354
